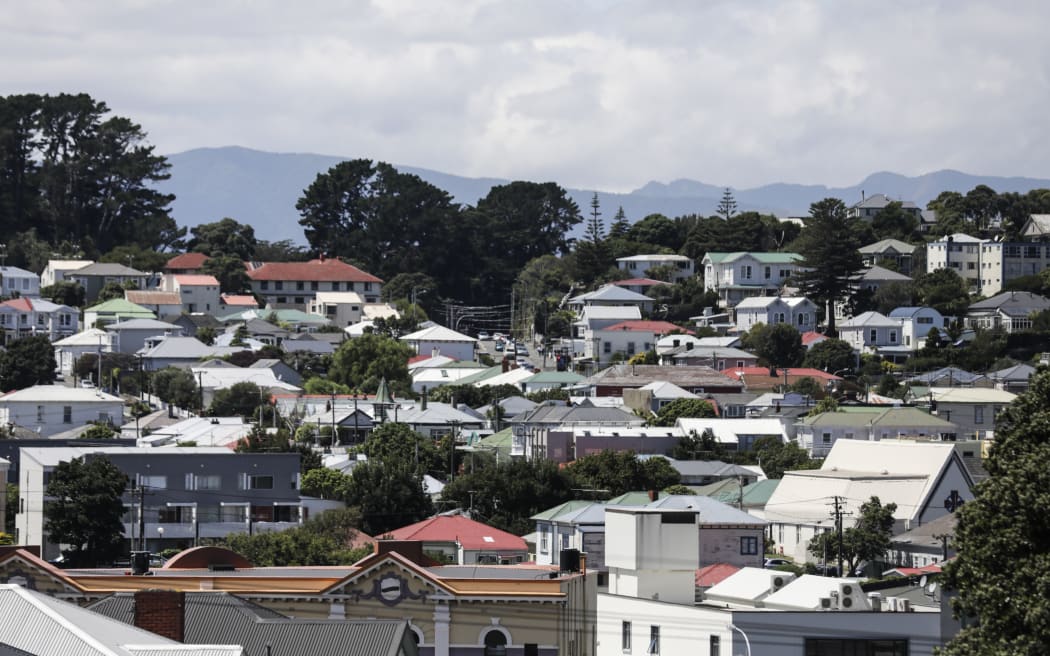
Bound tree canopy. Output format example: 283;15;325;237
652;398;716;427
942;367;1050;654
44;456;127;567
565;451;680;497
792;199;865;335
329;333;413;396
802;338;856;374
224;507;370;566
0;335;56;390
808;496;897;577
745;323;806;369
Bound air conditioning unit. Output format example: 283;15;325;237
897;598;911;613
820;597;832;609
772;575;785;589
841;596;854;609
841;584;854;596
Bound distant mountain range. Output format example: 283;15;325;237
158;146;1050;245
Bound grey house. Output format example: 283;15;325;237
68;262;151;303
17;446;303;560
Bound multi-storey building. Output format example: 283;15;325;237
245;256;383;308
701;252;803;308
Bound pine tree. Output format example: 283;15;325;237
792;198;864;336
608;206;630;238
717;187;738;220
587;192;605;243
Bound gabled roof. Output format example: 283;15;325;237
644;494;767;526
106;318;181;331
53;328;112;347
140;336;245;361
174;274;220;286
1022;213;1050;238
164;252;209;270
734;295;813;310
856;265;912;282
401;325;476;343
906;366;985;386
703;252;802;264
70;262;148;277
84;298;156;316
888;306;940;318
220;294;259;307
800;406;956;429
0;297;72;313
851;193;918;210
638;380;698;399
988;362;1037;382
927;387;1017;404
124;290;182;305
0;385;122;404
531;500;594;521
588;364;742;390
600;320;692;335
387;515;527;552
616;254;692;262
696;563;740;588
858;238;918;255
968;291;1050;313
611;277;669;287
570;285;653;304
575;305;643;322
800;331;827;345
0;266;37;278
931;232;984;244
246;258;382;283
838;311;899;328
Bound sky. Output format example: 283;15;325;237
3;0;1049;192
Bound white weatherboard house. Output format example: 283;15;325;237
616;253;694;281
701;252;803;308
761;440;974;564
400;325;477;361
52;328;113;378
0;385;123;437
733;295;817;333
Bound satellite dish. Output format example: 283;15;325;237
919;575;928;587
926;582;938;596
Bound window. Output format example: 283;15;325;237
889;331;897;344
273;504;298;522
540;531;549;553
869;329;877;343
622;621;632;651
804;638;908;656
742;265;752;279
524;644;538;656
740;536;759;555
603;341;611;354
294;296;304;305
63;406;72;424
975;406;984;424
561;533;570;549
710;635;720;656
158;505;194;524
364;282;373;291
764;266;771;279
274;281;283;290
627;342;636;355
248;475;274;489
649;625;660;655
196;474;221;490
260;281;269;290
296;281;304;290
138;475;167;490
483;630;508;656
36;405;43;422
822;432;832;444
310;281;319;290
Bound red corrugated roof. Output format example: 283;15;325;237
726;367;842;381
801;331;827;345
221;294;259;306
696;563;740;587
246;258;383;283
0;298;33;311
387;515;528;552
601;320;694;335
164;252;209;270
174;274;220;286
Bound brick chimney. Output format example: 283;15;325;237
134;590;185;642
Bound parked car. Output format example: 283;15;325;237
764;558;791;569
477;331;491;340
80;379;95;389
494;341;504;352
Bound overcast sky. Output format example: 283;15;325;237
3;0;1048;191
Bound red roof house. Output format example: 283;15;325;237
386;514;529;565
164;252;209;273
245;257;384;305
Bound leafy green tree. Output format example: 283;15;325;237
362;422;442;474
912;268;971;317
208;382;265;418
253;239;311;262
300;468;351;500
428;384;522;409
716;187;738;220
671;428;725;460
788;376;824;398
98;245;169;273
187;217;257;259
807;496;896;577
150;367;199;410
746;323;806;368
870;201;918;241
330;333;413;396
0;335;56;389
943;368;1050;654
792;199;865;335
224;507;369;566
802;338;856;374
566;451;680;497
302;378;352;395
201;254;251;294
79;423;117;439
652;398;716;427
626;213;678;251
40;281;85;308
441;456;575;535
380;272;440;317
344;460;434;535
607;206;630;239
44;455;127;567
748;436;820;478
926;190;971;236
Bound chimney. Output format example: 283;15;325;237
134;590;185;642
647;489;658;502
421;386;428;411
374;540;426;565
319;252;326;262
432;347;440;359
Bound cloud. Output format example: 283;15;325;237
2;0;1048;191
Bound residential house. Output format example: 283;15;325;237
888;512;957;570
90;589;417;656
888;306;949;351
622;380;699;414
532;501;607;569
978;240;1050;295
0;297;79;343
906;366;991;388
162;312;223;341
655;333;707;354
587;364;744;397
520;370;585;395
1020;213;1050;240
161;274;222;314
0;385;123;439
610;277;668;295
616;253;694;282
387;513;528;565
572;305;642;339
926;233;986;291
801;330;828;349
219;308;331;332
859;238;917;275
966;291;1050;333
586;320;690;364
0;265;40;298
0;584;242;656
411;360;489;394
0;541;594;656
660;344;760;370
219;294;259;313
69;262;151;302
853;264;912;295
245;256;383;308
40;258;94;288
640;456;761;487
567;284;654;315
722;367;841;393
676;417;789;451
307;291;367;326
796;406;959;457
701;252;803;308
848;193;922;221
106;318;182;354
125;290;183;317
221;317;290;347
926;386;1016;440
52;328;113;377
401;325;478;362
733;295;817;333
139;335;247;371
837;311;904;357
509;403;647;460
164;251;209;274
16;446;302;560
249;358;303;388
133;416;253;448
761;439;975;563
83;298;157;328
987;362;1037;392
191;364;302;408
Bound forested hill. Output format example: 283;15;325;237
158;146;1050;244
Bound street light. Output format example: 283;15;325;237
728;624;752;656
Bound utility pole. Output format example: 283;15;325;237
829;495;852;577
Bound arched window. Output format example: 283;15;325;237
484;630;508;656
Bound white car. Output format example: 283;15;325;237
477;331;491;340
80;379;95;389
